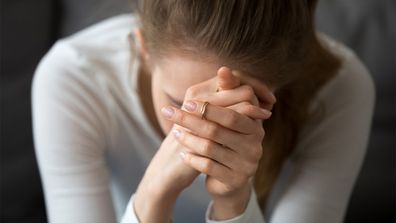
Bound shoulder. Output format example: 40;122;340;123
35;13;139;73
311;33;376;114
32;15;140;137
32;13;139;100
291;33;376;157
61;13;139;57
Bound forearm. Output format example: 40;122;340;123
133;182;179;223
209;183;251;220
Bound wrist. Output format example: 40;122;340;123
210;183;252;220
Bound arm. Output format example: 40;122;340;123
268;60;375;222
121;193;176;223
34;40;189;223
204;55;375;223
32;41;118;223
121;194;140;223
126;179;179;223
205;183;266;223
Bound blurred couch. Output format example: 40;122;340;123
1;0;394;222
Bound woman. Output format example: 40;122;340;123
32;0;375;223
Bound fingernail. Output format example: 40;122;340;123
161;107;174;118
179;151;186;159
231;70;240;77
172;129;181;138
261;109;272;117
184;101;197;112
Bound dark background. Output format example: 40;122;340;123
1;0;395;222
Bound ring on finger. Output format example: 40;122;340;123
200;101;210;120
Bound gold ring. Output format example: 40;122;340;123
200;101;209;120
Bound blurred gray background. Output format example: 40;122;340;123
1;0;395;222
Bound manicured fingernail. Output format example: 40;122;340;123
184;101;197;112
161;107;174;118
172;129;181;138
261;109;272;117
179;151;186;159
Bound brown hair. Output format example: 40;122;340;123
137;0;341;209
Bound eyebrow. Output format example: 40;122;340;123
165;92;184;106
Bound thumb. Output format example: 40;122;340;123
216;66;241;91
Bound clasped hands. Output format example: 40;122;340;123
160;67;276;212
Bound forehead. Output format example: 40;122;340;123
156;54;221;92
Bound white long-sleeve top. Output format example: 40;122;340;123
32;14;375;223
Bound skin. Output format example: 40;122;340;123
133;29;277;222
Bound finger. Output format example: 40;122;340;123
216;66;240;91
179;150;232;184
172;128;238;169
232;71;277;106
227;102;272;120
182;100;260;134
194;84;261;108
259;101;274;111
161;106;243;151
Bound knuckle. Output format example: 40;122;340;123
201;159;214;172
205;123;219;139
253;144;263;159
247;143;262;161
233;101;250;110
252;125;265;139
241;85;255;99
240;101;251;106
244;104;255;112
224;111;239;127
186;86;199;97
235;104;254;117
245;163;258;176
258;127;265;139
243;105;256;116
177;111;188;124
201;140;212;156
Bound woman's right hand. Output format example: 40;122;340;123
133;124;201;222
133;67;275;223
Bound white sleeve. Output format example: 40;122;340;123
32;40;121;223
268;56;376;222
120;194;141;223
205;185;265;223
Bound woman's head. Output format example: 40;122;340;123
135;0;340;208
136;0;317;136
138;0;317;86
